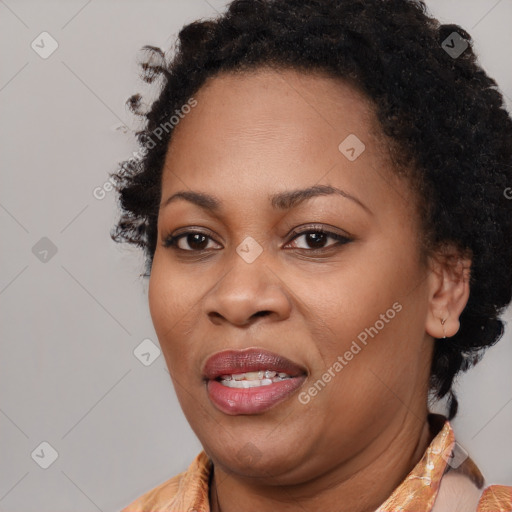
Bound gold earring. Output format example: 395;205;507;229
440;317;447;339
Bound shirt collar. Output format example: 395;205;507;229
376;413;455;511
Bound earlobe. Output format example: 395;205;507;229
440;316;447;339
425;251;471;340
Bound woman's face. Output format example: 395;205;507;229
149;68;436;483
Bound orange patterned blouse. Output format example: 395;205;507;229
121;414;511;512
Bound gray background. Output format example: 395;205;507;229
1;1;511;511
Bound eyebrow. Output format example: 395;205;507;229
160;184;372;215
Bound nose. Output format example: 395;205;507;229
203;251;292;327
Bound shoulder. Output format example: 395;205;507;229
120;451;212;512
432;469;482;512
433;473;512;512
477;485;512;512
431;451;511;512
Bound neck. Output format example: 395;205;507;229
210;412;434;512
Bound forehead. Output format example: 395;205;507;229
160;67;409;214
168;66;380;154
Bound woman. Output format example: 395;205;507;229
111;0;512;510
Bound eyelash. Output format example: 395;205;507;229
162;224;352;254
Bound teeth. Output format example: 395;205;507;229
245;371;264;380
221;378;275;388
218;370;292;388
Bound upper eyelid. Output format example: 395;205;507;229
166;222;350;239
288;223;352;238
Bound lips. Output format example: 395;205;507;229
202;347;307;380
203;347;308;415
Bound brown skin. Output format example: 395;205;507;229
148;67;471;512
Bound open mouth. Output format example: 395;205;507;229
203;347;307;415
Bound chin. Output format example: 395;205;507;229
207;438;310;482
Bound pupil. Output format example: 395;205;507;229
188;233;207;250
307;232;326;248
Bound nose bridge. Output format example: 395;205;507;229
203;242;291;326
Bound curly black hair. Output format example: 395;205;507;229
110;0;512;420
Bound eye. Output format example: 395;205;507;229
162;230;221;252
162;224;352;254
285;225;352;251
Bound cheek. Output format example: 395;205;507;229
287;254;406;352
305;289;429;423
148;252;198;328
148;255;198;371
148;258;172;338
292;243;427;390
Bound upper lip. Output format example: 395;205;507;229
202;347;307;380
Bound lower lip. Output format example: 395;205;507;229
206;376;307;415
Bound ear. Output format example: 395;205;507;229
425;247;471;339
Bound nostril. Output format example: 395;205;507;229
253;311;271;318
